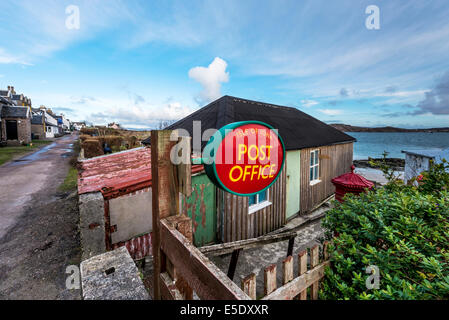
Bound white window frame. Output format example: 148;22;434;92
310;149;321;185
248;189;272;214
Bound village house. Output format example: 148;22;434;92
0;86;34;145
78;95;355;260
0;86;32;109
0;96;32;145
36;106;59;138
73;121;86;131
108;122;122;130
54;114;71;134
402;148;449;184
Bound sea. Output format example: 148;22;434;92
348;132;449;160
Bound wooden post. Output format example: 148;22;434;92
227;249;241;281
151;130;180;300
175;136;192;197
323;241;330;260
264;264;277;296
286;237;295;257
165;216;194;300
241;273;257;300
298;250;307;300
310;245;319;300
282;255;294;285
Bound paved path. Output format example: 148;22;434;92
0;134;82;299
0;135;76;239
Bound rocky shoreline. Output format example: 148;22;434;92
353;157;404;171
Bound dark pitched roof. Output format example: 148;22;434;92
0;96;14;106
31;114;43;125
1;106;29;118
142;95;355;151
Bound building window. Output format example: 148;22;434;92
248;189;271;214
310;149;320;184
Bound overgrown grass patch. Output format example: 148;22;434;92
0;139;52;166
59;167;78;192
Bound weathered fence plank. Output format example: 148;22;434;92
160;219;250;300
160;272;184;300
241;273;257;300
264;264;277;296
262;261;330;300
310;245;320;300
282;256;294;285
298;250;308;300
200;230;298;256
151;130;180;299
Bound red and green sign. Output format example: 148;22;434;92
202;121;285;196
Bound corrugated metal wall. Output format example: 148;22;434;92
300;143;353;214
181;173;217;247
218;166;287;242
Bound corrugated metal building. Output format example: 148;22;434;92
143;95;356;243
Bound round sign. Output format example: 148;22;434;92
203;121;285;196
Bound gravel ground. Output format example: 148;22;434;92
0;134;82;300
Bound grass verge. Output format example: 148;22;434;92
0;139;52;166
58;167;78;192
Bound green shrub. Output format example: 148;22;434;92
321;188;449;300
417;159;449;196
320;159;449;300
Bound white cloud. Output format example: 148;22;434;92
188;57;229;103
0;48;32;65
318;109;343;116
85;98;194;128
300;99;318;108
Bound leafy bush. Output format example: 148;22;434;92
417;159;449;196
320;158;449;300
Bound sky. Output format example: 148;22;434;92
0;0;448;129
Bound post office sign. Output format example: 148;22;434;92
202;121;285;196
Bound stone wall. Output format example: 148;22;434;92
17;118;31;144
31;124;45;140
1;118;31;144
80;247;150;300
79;192;106;261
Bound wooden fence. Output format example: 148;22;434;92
241;242;329;300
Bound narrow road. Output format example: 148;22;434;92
0;134;82;299
0;135;76;238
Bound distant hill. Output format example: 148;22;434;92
330;124;449;133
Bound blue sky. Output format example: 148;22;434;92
0;0;448;129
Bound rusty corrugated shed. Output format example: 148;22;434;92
77;147;204;198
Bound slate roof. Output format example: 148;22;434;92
142;95;356;151
31;114;43;125
1;106;29;118
0;96;13;106
402;148;449;165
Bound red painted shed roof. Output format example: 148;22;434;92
77;147;204;197
331;165;374;189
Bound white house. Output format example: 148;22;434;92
44;111;59;138
402;148;449;184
